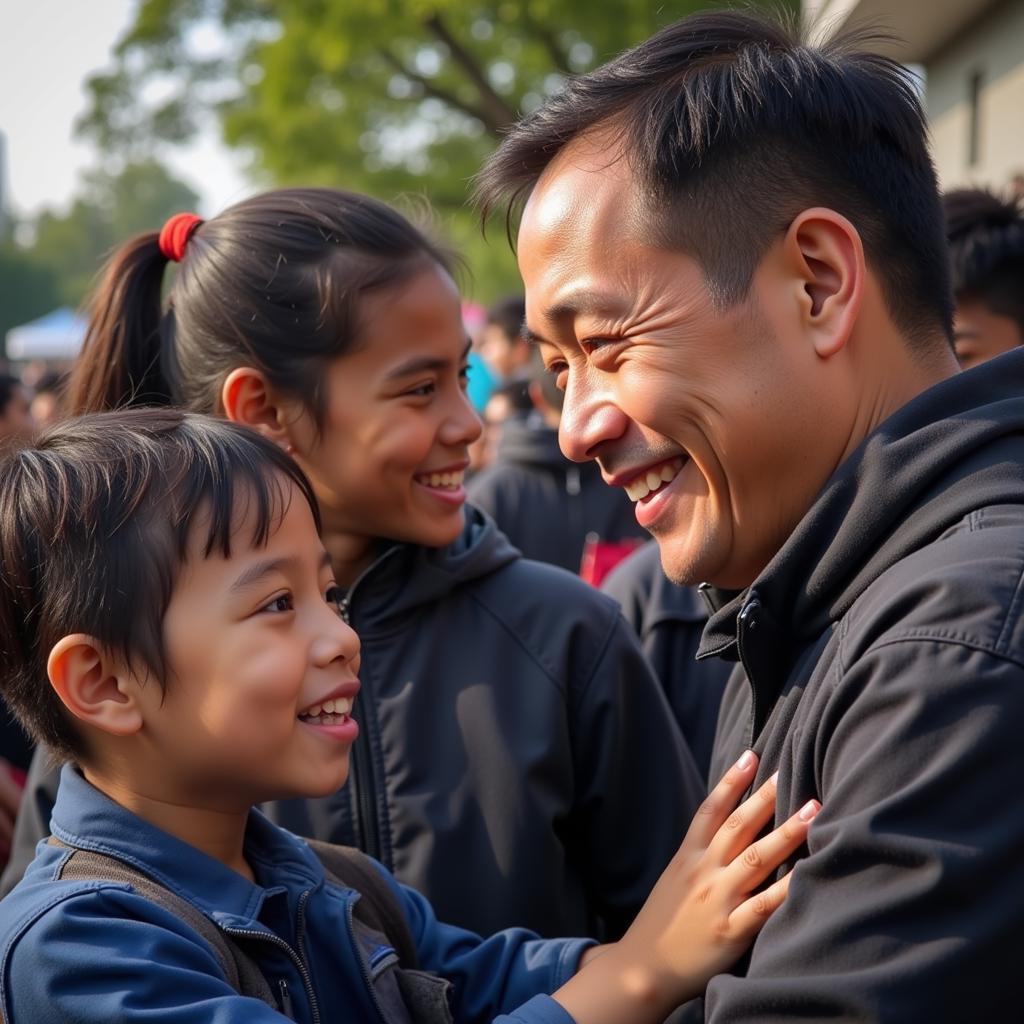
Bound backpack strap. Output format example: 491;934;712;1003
48;838;278;1010
305;839;419;970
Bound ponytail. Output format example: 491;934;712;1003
66;232;176;415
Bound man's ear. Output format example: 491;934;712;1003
221;367;299;450
47;635;143;738
782;207;865;359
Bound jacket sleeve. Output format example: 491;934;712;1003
567;614;704;938
0;744;60;897
3;889;287;1023
706;638;1024;1021
385;866;593;1024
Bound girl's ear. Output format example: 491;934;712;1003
221;368;297;450
46;635;143;737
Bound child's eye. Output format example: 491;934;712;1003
325;585;347;617
261;593;294;614
407;382;436;398
459;363;471;391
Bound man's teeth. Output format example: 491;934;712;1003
300;696;354;721
624;459;685;502
417;470;465;490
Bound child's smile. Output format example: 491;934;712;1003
140;480;362;811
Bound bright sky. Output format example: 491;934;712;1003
0;0;250;220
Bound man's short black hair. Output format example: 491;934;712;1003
944;188;1024;335
476;10;953;351
0;408;320;762
486;295;527;344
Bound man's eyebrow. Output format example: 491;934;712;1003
384;339;473;380
229;550;332;594
523;290;629;344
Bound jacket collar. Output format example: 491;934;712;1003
696;350;1024;720
50;765;325;926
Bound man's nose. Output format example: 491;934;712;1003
558;377;628;463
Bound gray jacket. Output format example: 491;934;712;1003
5;508;701;942
700;350;1024;1020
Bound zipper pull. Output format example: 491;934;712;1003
277;978;295;1020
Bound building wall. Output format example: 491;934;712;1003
925;0;1024;191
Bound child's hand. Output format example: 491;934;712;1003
555;751;818;1024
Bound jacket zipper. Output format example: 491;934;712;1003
220;916;321;1024
278;979;295;1019
340;546;399;865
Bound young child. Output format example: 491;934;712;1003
5;189;703;943
0;409;818;1023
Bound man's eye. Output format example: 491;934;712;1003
261;593;294;614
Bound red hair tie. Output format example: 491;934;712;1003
158;212;204;262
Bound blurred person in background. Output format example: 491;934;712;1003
0;376;35;869
28;370;67;428
468;348;646;577
944;188;1024;369
0;376;32;443
479;295;531;386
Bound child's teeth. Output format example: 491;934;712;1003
322;699;336;714
307;703;323;717
335;697;352;715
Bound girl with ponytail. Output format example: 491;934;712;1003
9;188;702;941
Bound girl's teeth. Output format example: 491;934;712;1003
418;471;465;490
307;703;323;717
323;698;336;714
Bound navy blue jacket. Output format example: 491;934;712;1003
0;767;588;1024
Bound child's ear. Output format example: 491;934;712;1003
47;635;144;737
221;367;299;451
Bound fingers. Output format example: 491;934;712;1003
728;869;792;941
684;750;760;851
704;771;781;868
725;798;821;937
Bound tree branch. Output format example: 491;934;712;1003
423;13;517;130
529;22;573;75
378;48;495;131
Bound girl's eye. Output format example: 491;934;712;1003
407;382;436;398
458;362;472;391
261;593;294;614
325;585;346;617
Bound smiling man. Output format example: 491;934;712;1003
477;10;1024;1021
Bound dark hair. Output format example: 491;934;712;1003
67;189;456;420
475;10;953;350
486;295;527;344
0;408;320;762
944;188;1024;335
0;375;23;417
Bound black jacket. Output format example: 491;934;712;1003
700;351;1024;1021
467;414;647;573
4;508;702;942
601;541;730;782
